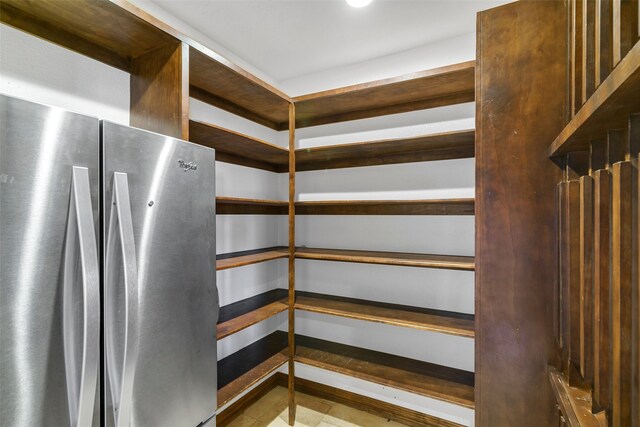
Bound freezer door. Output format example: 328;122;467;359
0;95;101;426
102;122;217;427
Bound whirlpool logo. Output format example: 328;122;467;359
177;159;198;172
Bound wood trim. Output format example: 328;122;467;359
295;247;475;271
548;366;608;427
216;247;288;271
295;291;474;338
294;199;475;216
282;374;465;427
217;289;288;339
287;102;296;425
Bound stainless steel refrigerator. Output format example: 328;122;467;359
0;95;218;427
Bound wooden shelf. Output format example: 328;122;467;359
216;247;288;271
296;130;475;171
295;199;474;215
295;247;475;271
293;61;475;128
189;46;290;131
0;0;291;131
190;120;288;172
218;331;288;408
217;197;288;215
548;367;607;427
550;42;640;156
295;292;474;338
295;335;474;408
218;289;288;339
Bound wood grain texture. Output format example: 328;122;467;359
550;41;640;155
295;130;475;171
294;199;474;216
295;247;475;271
217;331;288;408
574;0;585;114
295;335;474;408
595;0;614;86
217;289;288;339
216;247;288;271
476;2;566;425
189;46;290;130
584;0;597;102
580;176;595;382
189;120;288;172
216;197;288;215
288;375;464;427
130;41;189;139
592;169;612;412
293;61;475;128
548;366;608;427
611;160;635;427
295;291;475;338
635;146;640;427
567;180;582;383
287;102;296;426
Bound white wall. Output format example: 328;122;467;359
1;14;475;425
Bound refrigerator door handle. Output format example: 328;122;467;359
105;172;139;427
63;166;100;427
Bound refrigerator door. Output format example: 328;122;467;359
0;95;101;427
102;122;218;427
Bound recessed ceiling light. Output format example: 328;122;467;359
346;0;373;8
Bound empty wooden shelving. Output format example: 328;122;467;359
295;199;474;215
295;129;475;171
218;331;288;408
190;120;289;172
216;247;289;271
293;61;475;128
218;289;288;339
295;247;475;271
217;197;288;215
295;292;474;338
295;335;475;408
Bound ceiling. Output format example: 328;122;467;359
149;0;509;83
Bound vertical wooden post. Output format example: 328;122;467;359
475;1;567;425
611;160;635;427
595;0;614;86
287;102;296;426
574;0;585;115
568;179;583;385
130;41;189;139
583;0;597;102
579;175;595;383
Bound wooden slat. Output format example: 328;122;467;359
216;247;288;271
584;0;597;102
580;176;595;383
620;0;640;61
560;182;571;373
217;289;288;339
595;0;614;86
295;291;475;338
295;130;475;171
574;0;585;115
217;331;288;408
549;41;640;156
611;160;635;427
566;180;582;380
592;169;612;411
548;366;608;427
216;197;288;215
295;335;475;408
295;247;475;271
189;120;288;172
293;61;475;128
635;145;640;427
294;199;475;216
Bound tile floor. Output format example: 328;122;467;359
226;386;408;427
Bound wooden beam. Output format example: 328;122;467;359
287;102;296;426
475;1;567;425
130;41;189;139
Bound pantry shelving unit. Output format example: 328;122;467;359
1;2;477;425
